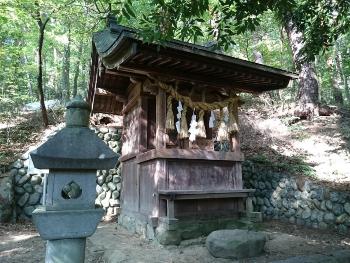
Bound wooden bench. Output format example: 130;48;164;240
158;189;255;218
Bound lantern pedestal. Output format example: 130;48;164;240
46;238;86;263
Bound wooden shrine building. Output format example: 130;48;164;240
88;19;296;244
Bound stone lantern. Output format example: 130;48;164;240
30;97;118;263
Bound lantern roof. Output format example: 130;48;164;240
30;97;119;170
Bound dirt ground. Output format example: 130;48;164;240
1;220;349;263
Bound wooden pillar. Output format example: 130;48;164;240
139;96;148;152
156;88;167;149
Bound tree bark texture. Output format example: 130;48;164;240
285;17;320;118
37;20;49;127
335;43;349;104
62;25;71;101
72;43;83;98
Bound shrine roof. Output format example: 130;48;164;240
88;21;297;114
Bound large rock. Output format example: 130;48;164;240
206;229;266;259
0;176;14;222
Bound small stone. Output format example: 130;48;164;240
99;127;109;134
109;199;120;207
97;133;104;139
324;213;335;224
325;200;333;210
116;183;122;191
96;184;103;195
18;168;27;176
14;186;25;194
98;192;106;201
294;191;301;200
107;182;117;191
30;175;42;185
34;185;43;194
302;209;312;220
282;199;289;209
206;229;266;259
105;174;112;183
310;210;318;222
108;141;117;148
23;183;34;194
112;190;120;199
104;133;112;141
97;175;105;186
28;193;41;205
101;191;111;208
12;160;23;169
330;192;339;202
17;193;29;207
333;204;344;216
344;203;350;215
17;174;30;186
102;183;109;191
336;214;348;224
111;133;121;141
320;201;327;211
289;217;296;224
109;168;118;175
313;199;321;209
263;197;270;207
23;206;35;217
112;176;121;184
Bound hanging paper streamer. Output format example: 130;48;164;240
227;102;239;134
197;110;206;138
216;108;229;142
188;110;198;142
175;101;183;133
209;110;215;128
165;96;175;131
179;105;189;139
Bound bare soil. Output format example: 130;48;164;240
1;221;349;263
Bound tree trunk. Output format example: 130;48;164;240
335;43;350;104
284;17;320;119
331;49;344;105
62;25;71;101
72;43;83;97
37;23;49;127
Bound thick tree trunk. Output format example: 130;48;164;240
37;23;49;127
72;43;83;98
285;18;320;118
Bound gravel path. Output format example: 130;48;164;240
1;220;349;263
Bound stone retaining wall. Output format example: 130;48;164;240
7;125;122;221
242;160;350;234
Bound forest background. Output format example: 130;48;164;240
0;0;349;124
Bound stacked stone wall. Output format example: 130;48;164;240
243;160;350;234
5;125;122;221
